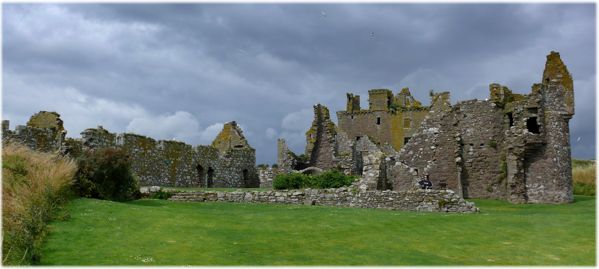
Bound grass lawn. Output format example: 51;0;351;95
40;196;595;265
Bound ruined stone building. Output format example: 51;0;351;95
3;112;259;188
276;51;574;204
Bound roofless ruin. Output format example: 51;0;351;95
3;51;575;208
273;51;574;204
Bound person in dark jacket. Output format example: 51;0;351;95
418;175;433;190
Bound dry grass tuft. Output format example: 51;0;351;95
572;159;596;196
2;143;76;265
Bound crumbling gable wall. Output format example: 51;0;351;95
305;104;337;170
2;111;67;153
211;121;252;152
277;138;297;173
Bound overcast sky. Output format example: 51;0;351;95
3;3;596;164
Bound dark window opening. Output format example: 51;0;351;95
234;145;244;148
376;117;381;125
404;137;411;145
350;115;354;119
528;107;538;114
507;112;514;127
356;136;361;141
414;169;419;176
207;167;215;188
526;117;540;134
480;143;484;147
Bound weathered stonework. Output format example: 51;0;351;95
2;111;67;153
168;188;479;213
305;104;337;170
4;115;259;188
386;51;575;203
258;166;279;188
279;51;575;204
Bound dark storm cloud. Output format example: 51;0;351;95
3;3;596;163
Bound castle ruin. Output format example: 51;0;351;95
3;113;259;188
275;51;574;204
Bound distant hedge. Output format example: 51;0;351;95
273;170;356;190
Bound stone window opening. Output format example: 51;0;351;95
404;137;411;145
207;167;215;188
350;115;354;120
528;107;538;114
526;117;540;134
507;112;514;127
376;117;381;125
356;136;361;141
403;118;411;128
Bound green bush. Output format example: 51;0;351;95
273;170;356;190
273;173;307;190
74;148;140;202
314;170;356;188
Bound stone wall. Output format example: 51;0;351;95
384;51;574;203
4;112;259;188
79;127;258;188
2;112;66;153
258;167;279;188
305;104;337;170
337;88;428;151
168;187;479;213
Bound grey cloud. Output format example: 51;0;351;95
3;3;595;163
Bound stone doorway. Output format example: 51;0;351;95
207;167;215;188
242;169;249;187
196;165;205;186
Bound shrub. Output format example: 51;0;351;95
312;170;357;188
2;143;77;265
273;170;357;190
273;173;307;190
74;148;140;202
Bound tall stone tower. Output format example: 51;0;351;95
530;51;575;203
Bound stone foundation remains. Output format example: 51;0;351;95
168;188;479;213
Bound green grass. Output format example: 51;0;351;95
572;159;596;196
40;196;595;265
161;187;268;192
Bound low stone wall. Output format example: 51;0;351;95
168;187;479;213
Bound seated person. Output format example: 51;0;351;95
418;175;433;190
